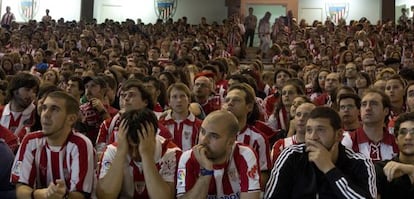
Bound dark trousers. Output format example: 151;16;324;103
245;28;255;47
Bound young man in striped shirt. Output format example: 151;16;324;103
11;91;95;199
176;110;261;199
265;107;377;198
97;108;181;199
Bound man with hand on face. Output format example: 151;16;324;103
375;112;414;198
265;107;377;199
176;110;261;199
11;91;95;199
97;108;181;199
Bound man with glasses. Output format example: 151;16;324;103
344;62;358;88
338;93;361;132
375;112;414;198
192;73;221;115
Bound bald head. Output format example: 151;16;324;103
204;110;240;136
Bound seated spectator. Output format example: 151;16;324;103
264;107;377;198
97;108;181;198
176;110;261;199
375;112;414;198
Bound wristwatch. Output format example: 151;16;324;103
200;168;214;176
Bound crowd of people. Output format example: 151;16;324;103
0;4;413;199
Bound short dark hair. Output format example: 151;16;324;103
308;107;342;131
6;72;40;102
121;79;154;110
121;108;158;144
37;83;62;100
394;112;414;137
69;76;85;92
227;83;260;125
47;91;80;116
338;93;361;109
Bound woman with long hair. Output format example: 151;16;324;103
267;81;305;133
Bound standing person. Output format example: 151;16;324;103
176;110;261;199
375;112;414;198
244;7;257;48
264;107;377;198
1;6;15;29
0;72;39;137
11;91;95;199
258;12;272;58
41;9;52;23
97;108;181;199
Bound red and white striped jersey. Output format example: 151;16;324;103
271;135;299;165
0;103;36;136
176;142;261;198
237;125;271;171
10;131;95;194
159;112;202;151
98;135;181;199
342;127;399;162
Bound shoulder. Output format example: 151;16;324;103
67;132;94;149
276;144;306;162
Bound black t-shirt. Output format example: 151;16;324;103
375;157;414;199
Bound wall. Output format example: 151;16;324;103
1;0;81;22
93;0;227;24
241;0;298;18
298;0;381;24
396;0;414;21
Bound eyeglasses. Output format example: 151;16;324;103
398;128;414;136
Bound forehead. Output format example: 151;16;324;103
306;118;332;128
43;96;65;108
326;73;339;79
296;104;314;112
282;84;296;91
123;87;141;93
195;77;209;83
227;89;246;97
340;98;356;105
201;118;226;134
170;88;188;95
399;121;414;129
386;79;403;86
362;92;382;102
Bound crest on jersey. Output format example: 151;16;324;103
325;2;349;24
18;0;40;21
155;0;177;21
12;161;22;175
176;168;186;187
135;181;146;194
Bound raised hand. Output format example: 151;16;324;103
192;144;213;170
138;122;156;160
306;140;337;173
